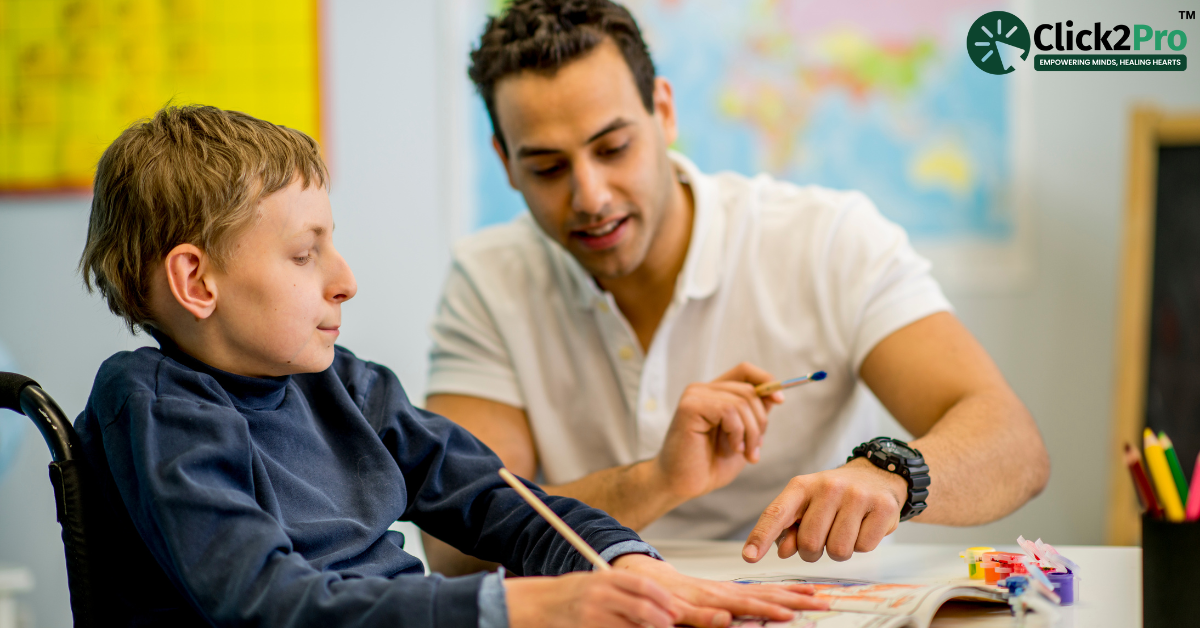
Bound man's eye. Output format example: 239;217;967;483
599;141;630;157
533;163;565;177
293;254;312;265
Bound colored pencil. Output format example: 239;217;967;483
1144;429;1186;522
1125;442;1163;519
1186;451;1200;522
498;468;611;571
755;371;827;396
1159;432;1190;506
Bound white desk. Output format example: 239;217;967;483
652;541;1140;628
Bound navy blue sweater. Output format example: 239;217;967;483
75;339;647;627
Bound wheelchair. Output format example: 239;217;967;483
1;372;107;627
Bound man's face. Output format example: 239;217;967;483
492;39;679;280
212;180;357;377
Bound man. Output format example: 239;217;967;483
423;0;1048;573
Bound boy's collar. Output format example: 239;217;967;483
147;327;291;410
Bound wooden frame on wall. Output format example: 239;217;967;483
1107;107;1200;546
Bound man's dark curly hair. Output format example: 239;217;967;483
468;0;657;155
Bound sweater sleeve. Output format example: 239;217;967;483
96;374;491;628
350;356;650;577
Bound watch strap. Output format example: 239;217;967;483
849;438;930;522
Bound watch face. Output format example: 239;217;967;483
880;439;918;458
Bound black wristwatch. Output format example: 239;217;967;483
848;437;930;522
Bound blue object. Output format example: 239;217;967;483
75;332;656;627
0;341;26;481
1003;575;1029;597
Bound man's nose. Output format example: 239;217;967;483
570;162;613;215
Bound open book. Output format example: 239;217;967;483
731;575;1011;628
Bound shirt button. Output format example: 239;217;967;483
645;398;658;412
618;345;634;361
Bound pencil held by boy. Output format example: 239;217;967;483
72;105;825;627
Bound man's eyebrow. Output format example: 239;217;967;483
515;118;634;159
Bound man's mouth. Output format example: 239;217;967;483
570;216;630;251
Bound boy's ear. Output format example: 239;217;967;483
164;244;218;320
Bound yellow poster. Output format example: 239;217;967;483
0;0;322;192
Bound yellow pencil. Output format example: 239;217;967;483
498;468;611;571
1144;429;1186;522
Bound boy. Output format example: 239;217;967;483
72;105;823;627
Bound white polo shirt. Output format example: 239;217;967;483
426;152;951;540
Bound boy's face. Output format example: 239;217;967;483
491;38;679;281
211;181;356;377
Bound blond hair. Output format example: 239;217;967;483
79;105;329;332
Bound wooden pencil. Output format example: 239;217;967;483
1125;442;1162;519
1144;429;1186;522
1159;433;1190;506
1186;451;1200;521
498;468;611;571
755;371;827;396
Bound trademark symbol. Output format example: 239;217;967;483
1181;10;1196;19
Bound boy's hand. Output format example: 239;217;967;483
505;570;677;628
610;554;828;627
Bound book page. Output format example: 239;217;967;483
729;576;1007;628
814;583;945;615
732;610;904;628
732;576;941;615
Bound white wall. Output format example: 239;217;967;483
893;0;1200;547
0;0;1197;625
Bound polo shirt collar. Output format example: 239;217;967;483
553;151;726;310
673;151;724;302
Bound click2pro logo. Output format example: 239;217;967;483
968;11;1031;74
967;11;1190;73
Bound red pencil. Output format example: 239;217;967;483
1187;451;1200;521
1126;443;1163;519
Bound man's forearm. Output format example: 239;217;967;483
543;459;688;532
908;388;1049;525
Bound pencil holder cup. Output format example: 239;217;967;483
1142;515;1200;628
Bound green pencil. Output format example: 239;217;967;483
1160;432;1190;506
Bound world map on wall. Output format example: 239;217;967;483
466;0;1015;249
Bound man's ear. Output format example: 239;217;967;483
163;244;218;320
652;76;678;147
491;136;518;189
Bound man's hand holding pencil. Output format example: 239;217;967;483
653;362;786;503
